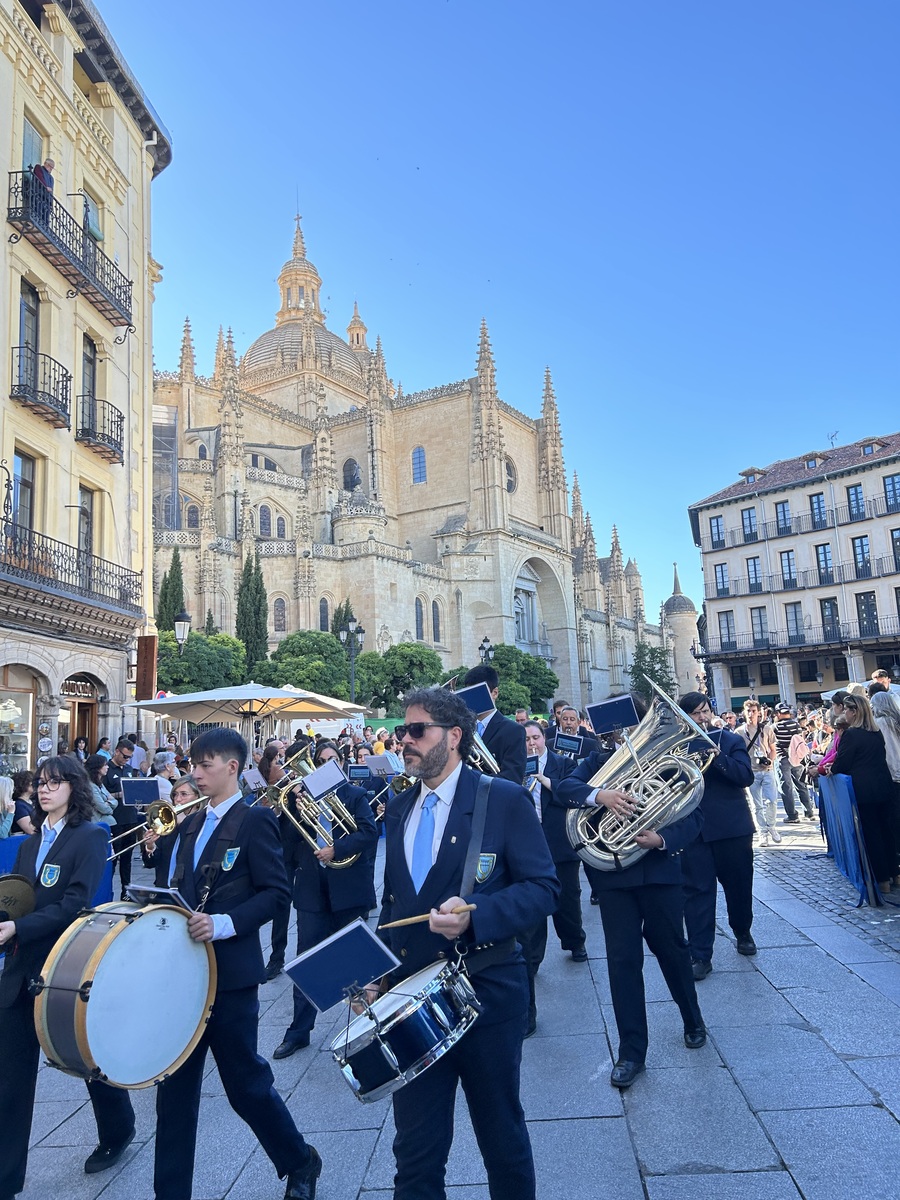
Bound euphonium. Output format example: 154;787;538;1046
565;679;718;872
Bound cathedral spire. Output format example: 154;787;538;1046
672;562;684;595
347;300;368;353
610;525;624;577
212;325;226;384
293;212;307;259
583;511;597;559
179;316;195;381
539;366;566;495
476;319;497;400
571;472;584;547
276;214;322;327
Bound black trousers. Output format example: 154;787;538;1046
778;756;813;819
110;824;136;890
0;991;134;1196
857;800;898;884
285;904;369;1039
391;1004;534;1200
550;859;586;950
597;885;703;1064
682;834;754;963
154;986;311;1200
268;836;303;965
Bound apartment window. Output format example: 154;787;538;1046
714;563;729;597
884;473;900;515
276;516;286;540
785;601;805;644
750;606;769;646
23;117;43;170
862;444;874;456
775;501;791;535
19;280;40;359
759;662;778;686
892;528;900;571
856;591;878;637
273;597;286;633
815;543;833;585
186;505;199;529
747;556;762;593
415;597;425;641
82;334;97;398
718;610;736;649
780;550;797;587
432;600;441;643
318;598;329;632
806;459;817;470
847;484;865;521
13;451;35;529
852;535;871;579
411;446;426;484
746;474;756;484
82;190;103;243
258;505;272;538
77;485;94;557
797;660;819;683
730;665;750;688
709;515;725;549
741;507;757;543
896;588;900;623
832;655;849;682
809;492;827;530
820;597;840;639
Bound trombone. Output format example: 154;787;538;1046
106;797;205;862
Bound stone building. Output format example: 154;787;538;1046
153;218;695;706
0;0;170;762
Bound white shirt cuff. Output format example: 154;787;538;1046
210;914;237;940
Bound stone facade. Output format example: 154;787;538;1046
153;219;695;706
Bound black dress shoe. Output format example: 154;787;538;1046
610;1060;645;1088
692;959;712;981
273;1033;311;1059
265;960;284;981
736;934;757;956
684;1027;707;1049
285;1145;322;1200
84;1127;135;1174
590;896;600;905
570;946;589;962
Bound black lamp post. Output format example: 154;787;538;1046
478;636;495;664
174;608;192;655
339;618;365;703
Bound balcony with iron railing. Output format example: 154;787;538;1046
703;556;900;600
0;520;141;613
75;394;124;463
9;346;71;428
697;496;894;552
7;171;133;325
699;615;900;658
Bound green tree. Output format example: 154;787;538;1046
627;641;676;703
158;547;185;632
496;680;532;715
156;568;171;631
355;651;389;707
156;631;246;693
253;631;349;699
378;643;445;713
236;553;268;677
203;608;218;635
330;598;355;639
488;644;559;714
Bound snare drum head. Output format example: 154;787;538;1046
338;960;448;1053
82;905;214;1087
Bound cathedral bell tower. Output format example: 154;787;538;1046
275;215;323;326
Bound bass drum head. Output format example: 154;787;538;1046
82;905;215;1087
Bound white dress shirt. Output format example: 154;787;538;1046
403;761;463;877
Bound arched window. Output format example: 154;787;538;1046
198;444;207;461
343;458;361;492
273;597;286;633
505;457;517;493
186;504;200;529
415;597;425;641
432;600;441;644
276;516;286;540
412;446;426;484
319;597;329;632
258;505;272;538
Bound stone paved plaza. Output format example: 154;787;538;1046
20;826;900;1200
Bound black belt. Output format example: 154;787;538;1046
457;936;517;977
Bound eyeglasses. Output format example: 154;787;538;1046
35;778;64;791
395;722;454;740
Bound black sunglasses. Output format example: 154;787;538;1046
395;722;454;740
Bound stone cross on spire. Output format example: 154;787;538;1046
293;212;306;259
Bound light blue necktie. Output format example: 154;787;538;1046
35;825;58;873
316;803;332;861
192;808;219;869
410;792;438;892
476;720;486;737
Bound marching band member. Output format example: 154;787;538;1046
461;664;527;783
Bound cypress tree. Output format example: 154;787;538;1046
167;547;185;618
156;569;171;631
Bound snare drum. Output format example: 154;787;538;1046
34;902;216;1089
331;961;480;1103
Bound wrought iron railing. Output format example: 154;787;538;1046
703;556;900;599
75;394;124;462
7;171;133;325
10;345;71;427
0;520;141;611
699;615;900;657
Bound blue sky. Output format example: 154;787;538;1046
103;0;900;615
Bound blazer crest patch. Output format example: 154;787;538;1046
222;847;240;871
40;863;61;888
475;853;496;884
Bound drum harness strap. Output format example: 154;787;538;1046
451;774;516;978
171;801;250;913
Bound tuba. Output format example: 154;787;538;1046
565;679;718;872
265;749;360;869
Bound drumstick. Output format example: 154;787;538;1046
378;903;476;930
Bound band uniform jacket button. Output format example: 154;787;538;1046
400;948;407;957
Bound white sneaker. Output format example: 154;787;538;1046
760;832;769;847
770;828;782;844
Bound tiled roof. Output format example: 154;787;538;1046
690;432;900;509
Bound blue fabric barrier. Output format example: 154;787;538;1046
0;827;114;906
817;775;881;907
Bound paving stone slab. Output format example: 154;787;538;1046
761;1106;900;1200
35;1087;154;1145
624;1066;780;1174
778;981;900;1057
688;968;799;1027
647;1173;803;1200
530;1116;644;1199
532;968;606;1035
20;1140;149;1200
710;1022;847;1070
226;1128;379;1200
601;1000;723;1070
363;1095;487;1190
360;1190;489;1199
520;1034;621;1118
846;1055;900;1120
284;1040;391;1131
28;1099;86;1148
802;923;891;963
745;910;815;948
763;897;841;928
847;959;900;1004
752;944;862;992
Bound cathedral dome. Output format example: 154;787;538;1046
664;563;696;615
241;321;365;379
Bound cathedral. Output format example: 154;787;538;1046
152;218;697;704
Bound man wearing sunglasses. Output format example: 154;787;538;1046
380;688;559;1200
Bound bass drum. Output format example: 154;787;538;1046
34;902;215;1089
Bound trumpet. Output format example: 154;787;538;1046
469;729;501;775
106;798;205;862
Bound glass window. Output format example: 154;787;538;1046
815;544;833;584
78;485;94;557
432;600;441;643
820;597;840;639
884;474;900;514
847;484;865;520
785;601;805;644
806;459;817;470
258;505;271;538
832;655;849;681
342;458;361;492
747;556;762;592
23;117;43;170
412;446;426;484
273;597;286;633
264;457;277;472
505;458;517;493
717;610;736;647
186;505;199;529
415;597;425;640
276;516;286;540
809;492;827;529
775;500;791;534
780;550;796;585
852;535;871;578
862;444;874;456
709;515;725;549
730;665;749;687
714;563;729;596
798;660;820;683
318;598;329;632
750;607;768;644
741;507;757;542
759;662;778;686
856;591;878;637
198;444;207;461
891;528;900;570
82;334;97;398
13;450;35;529
19;279;39;354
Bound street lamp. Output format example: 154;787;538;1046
816;672;824;687
748;676;757;700
339;618;365;703
174;608;192;655
478;637;494;664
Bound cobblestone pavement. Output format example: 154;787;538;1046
17;836;900;1200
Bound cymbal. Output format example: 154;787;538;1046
0;873;36;922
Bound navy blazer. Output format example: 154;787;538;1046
379;765;559;1024
174;805;290;992
480;713;527;784
0;820;107;1006
537;750;579;863
691;729;755;842
555;753;703;890
292;781;378;913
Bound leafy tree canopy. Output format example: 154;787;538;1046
156;630;246;693
331;598;356;639
377;643;445;713
253;631;349;699
156;547;186;632
627;641;676;704
489;644;559;714
496;681;532;715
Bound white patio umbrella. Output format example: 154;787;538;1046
127;683;354;724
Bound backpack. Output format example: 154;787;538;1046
788;733;809;767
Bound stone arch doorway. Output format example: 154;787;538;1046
59;672;107;753
511;555;575;697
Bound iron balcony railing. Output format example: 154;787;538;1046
0;520;141;612
10;346;71;428
703;556;900;599
7;171;133;325
696;495;896;552
699;615;900;657
75;394;125;463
